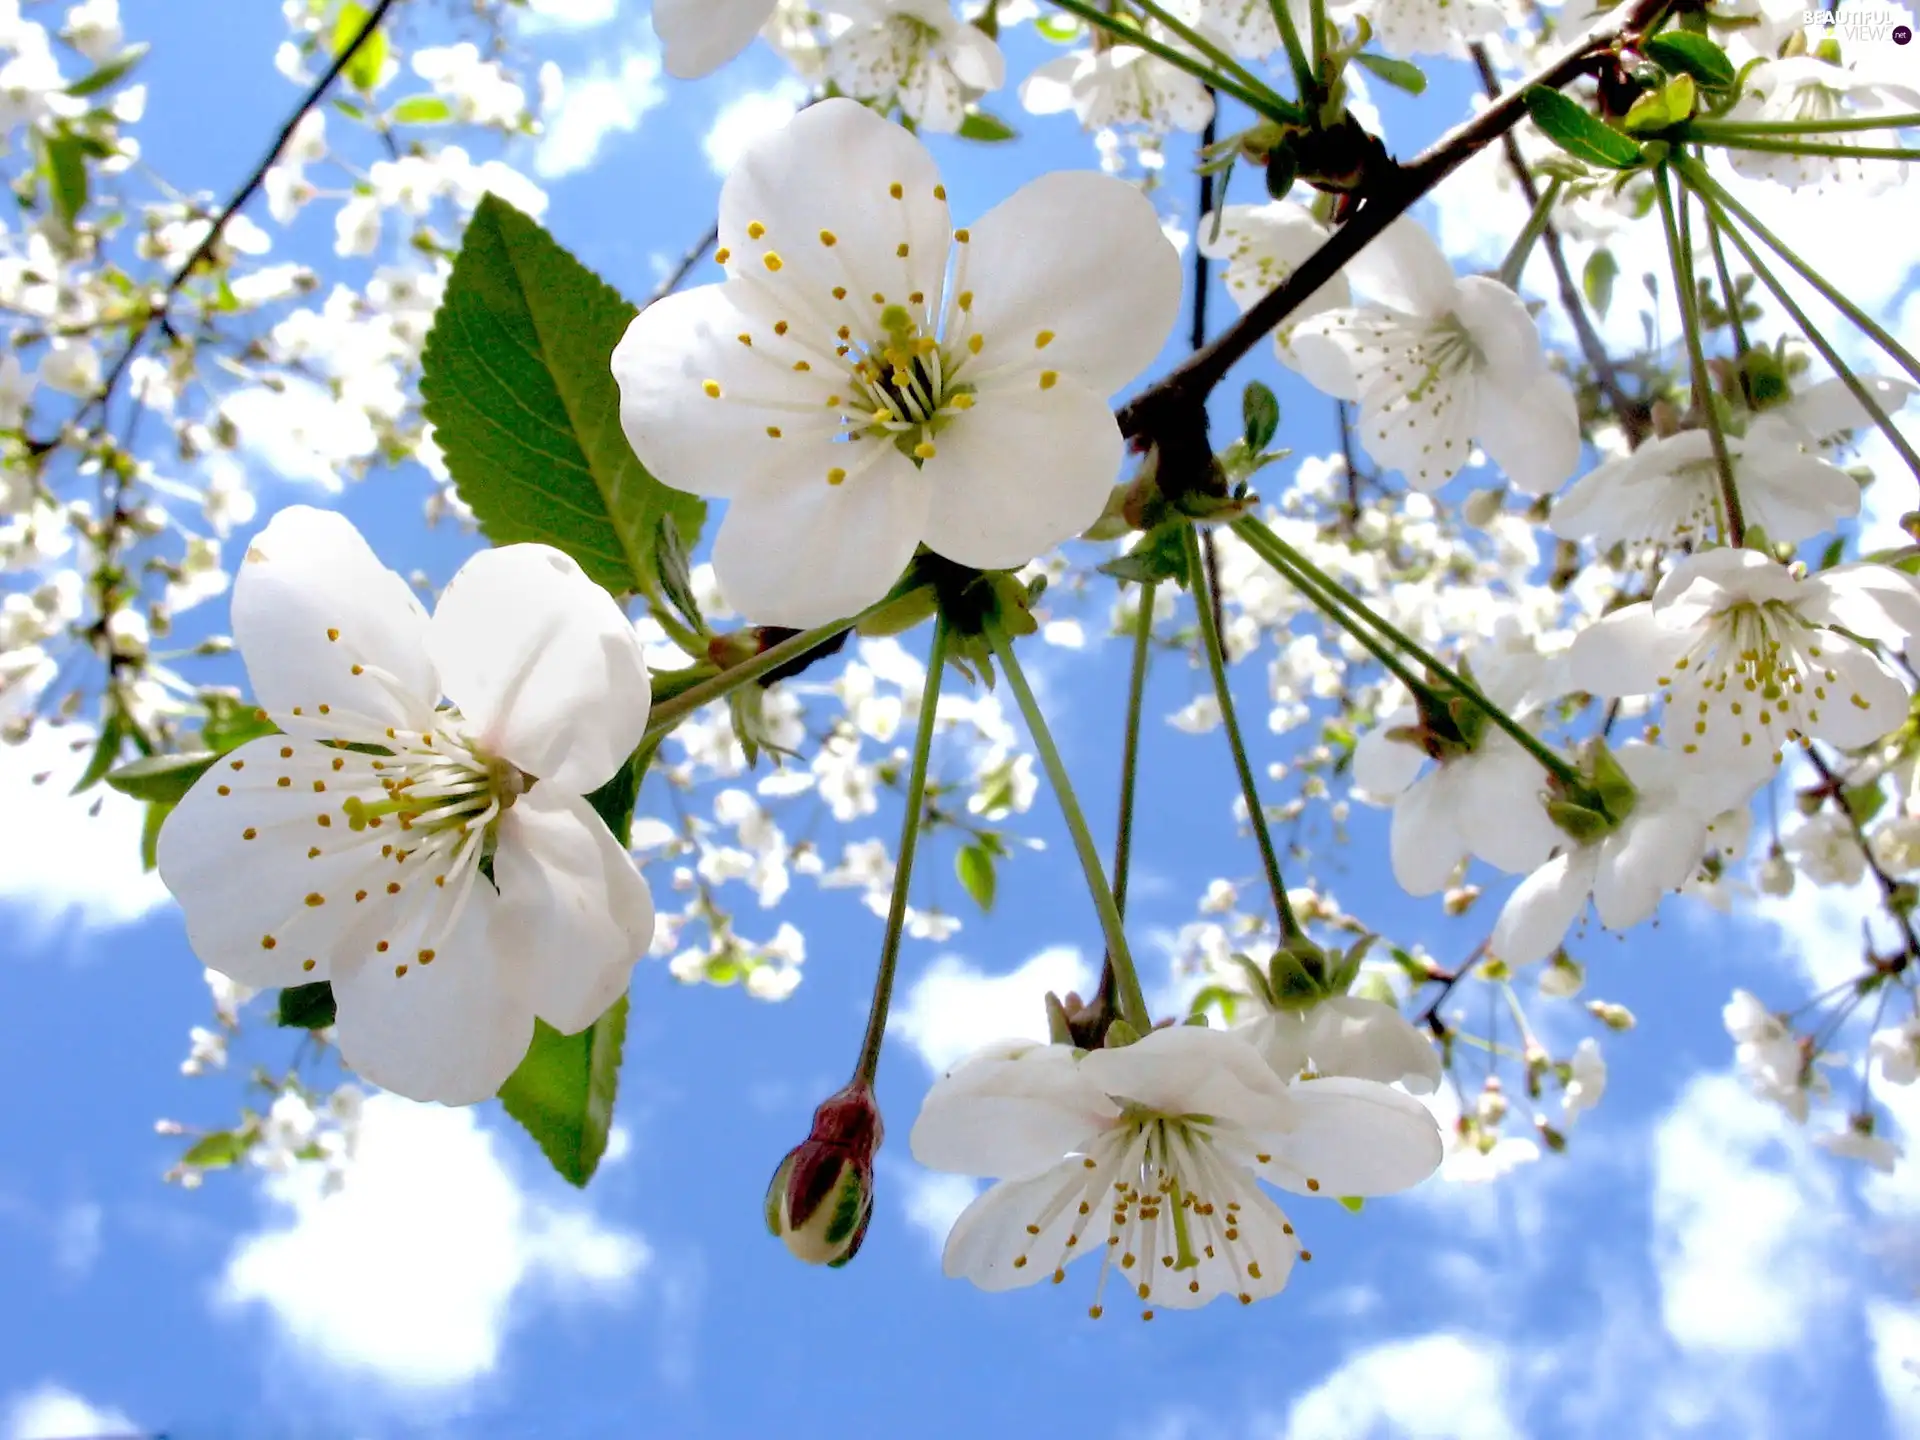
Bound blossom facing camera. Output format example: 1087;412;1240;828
612;97;1184;628
157;507;658;1106
766;1081;884;1267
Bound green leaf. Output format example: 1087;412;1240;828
44;132;87;228
1583;247;1618;319
1034;12;1080;41
1817;535;1847;571
181;1130;249;1169
331;1;389;93
1844;782;1888;828
1644;31;1735;89
1241;379;1280;451
1097;520;1191;587
65;42;149;98
70;716;123;796
1523;87;1645;170
1622;74;1696;134
140;800;169;872
1337;1195;1366;1213
651;513;704;635
1351;51;1427;94
956;109;1018;142
582;741;653;849
499;997;629;1187
390;93;455;125
420;195;705;598
106;751;218;804
276;981;338;1029
956;843;997;912
199;694;279;753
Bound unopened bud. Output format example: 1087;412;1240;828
765;1082;881;1268
1475;1078;1508;1127
1758;853;1795;897
1461;487;1504;528
1539;953;1585;999
1442;884;1481;917
1535;1118;1568;1154
1587;1000;1636;1032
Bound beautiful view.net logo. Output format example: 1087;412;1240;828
1803;6;1915;41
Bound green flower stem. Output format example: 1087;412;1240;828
1229;516;1446;710
1677;156;1920;391
1307;0;1327;81
1656;166;1745;548
984;615;1153;1034
1131;0;1298;120
854;614;950;1085
1112;580;1157;920
1232;515;1585;790
1691;135;1920;162
644;596;897;740
1498;176;1564;289
1184;526;1302;939
1701;196;1753;369
1685;114;1920;137
1267;0;1318;106
1047;0;1298;123
1680;171;1920;486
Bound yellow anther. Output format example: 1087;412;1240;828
967;334;983;354
832;285;847;300
766;425;783;438
819;229;838;246
715;247;730;264
933;184;946;200
889;181;904;198
326;627;340;641
1035;330;1054;348
763;252;783;271
747;221;766;239
737;332;752;346
827;467;847;486
896;242;910;258
914;441;937;459
958;289;973;311
774;320;789;335
703;380;721;398
953;228;969;243
1039;370;1058;390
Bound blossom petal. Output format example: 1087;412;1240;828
1079;1025;1298;1134
330;898;534;1105
1566;603;1694;699
1737;438;1859;544
964;170;1182;397
232;506;437;735
923;381;1120;570
1344;217;1457;316
1491;848;1597;966
910;1043;1118;1179
491;788;655;1034
652;0;777;79
1310;997;1442;1094
1806;635;1910;750
941;1161;1087;1291
612;283;828;504
1351;718;1425;798
717;97;951;340
710;446;928;626
1474;370;1580;496
1389;771;1466;896
1453;744;1560;875
1255;1076;1443;1196
430;543;652;794
1594;807;1707;931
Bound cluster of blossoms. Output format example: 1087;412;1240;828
14;0;1920;1327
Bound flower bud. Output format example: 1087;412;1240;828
765;1082;882;1268
1462;487;1504;528
1587;1000;1637;1032
1539;953;1586;1000
1758;852;1796;897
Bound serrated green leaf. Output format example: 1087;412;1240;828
44;132;87;228
106;751;218;804
332;1;389;92
1523;87;1645;170
956;843;996;911
651;513;703;635
956;109;1017;142
276;980;338;1029
1583;247;1618;319
65;42;149;97
420;195;705;598
1351;51;1427;94
1241;380;1280;451
1645;31;1735;89
498;996;628;1187
390;93;454;125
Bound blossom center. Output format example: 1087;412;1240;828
1656;599;1846;761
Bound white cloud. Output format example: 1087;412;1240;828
537;51;665;178
703;83;807;177
220;1095;648;1389
4;1383;136;1440
0;724;169;936
52;1203;101;1280
891;1164;978;1257
523;0;618;26
1867;1298;1920;1437
890;945;1095;1075
1651;1074;1841;1355
1279;1333;1522;1440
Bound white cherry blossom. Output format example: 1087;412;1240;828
1491;743;1716;966
1563;1038;1606;1121
1290;218;1580;493
1872;1019;1920;1085
1198;202;1351;362
1332;0;1503;59
910;1027;1442;1314
156;508;657;1105
1774;374;1916;454
612;98;1182;626
1722;56;1920;192
1548;418;1861;549
1815;1123;1902;1172
824;0;1005;134
1724;989;1816;1122
1239;993;1443;1094
1784;809;1867;887
1019;44;1214;135
1567;549;1920;800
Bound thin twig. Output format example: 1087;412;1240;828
646;224;720;308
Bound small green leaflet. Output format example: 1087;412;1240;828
1643;31;1735;90
331;1;390;93
957;110;1018;142
1583;248;1618;319
956;843;997;911
419;194;705;599
499;999;629;1188
1523;87;1645;171
1242;379;1280;451
65;42;149;98
44;132;88;228
389;94;454;125
1351;51;1427;95
277;981;339;1030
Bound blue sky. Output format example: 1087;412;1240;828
4;2;1920;1437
